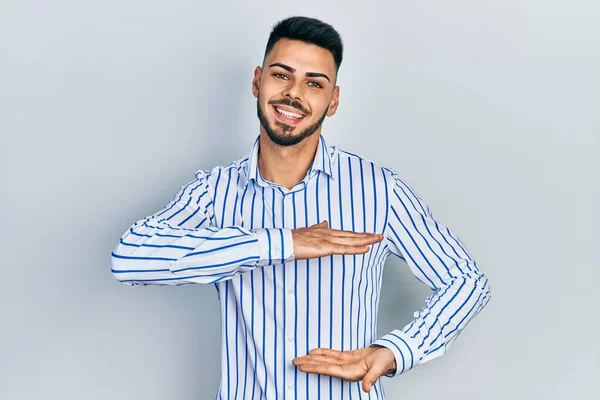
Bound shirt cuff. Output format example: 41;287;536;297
253;228;295;266
370;329;422;377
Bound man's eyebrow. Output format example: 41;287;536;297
269;63;331;83
269;63;296;73
306;72;330;83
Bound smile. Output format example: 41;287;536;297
273;105;306;122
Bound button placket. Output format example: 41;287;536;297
282;192;298;399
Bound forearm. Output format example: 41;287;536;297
111;216;293;286
372;270;491;376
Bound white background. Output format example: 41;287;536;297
1;1;598;399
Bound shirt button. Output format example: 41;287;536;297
288;384;294;390
288;336;294;342
288;287;294;294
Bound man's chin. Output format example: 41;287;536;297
266;130;305;147
257;101;323;147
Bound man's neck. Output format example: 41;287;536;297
257;131;321;190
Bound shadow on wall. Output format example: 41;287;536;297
378;257;433;337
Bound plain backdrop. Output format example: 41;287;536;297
1;1;598;399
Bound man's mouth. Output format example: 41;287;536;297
273;105;306;124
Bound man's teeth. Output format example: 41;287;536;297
276;107;304;119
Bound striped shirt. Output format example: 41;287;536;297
111;134;491;400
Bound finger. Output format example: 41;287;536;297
308;222;381;238
293;354;342;366
328;244;371;255
297;362;362;382
309;220;329;228
327;235;384;245
361;357;390;393
297;362;341;377
308;348;359;362
325;229;383;239
309;348;343;357
362;371;379;393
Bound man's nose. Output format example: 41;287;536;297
283;79;303;101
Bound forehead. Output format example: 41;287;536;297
265;38;336;77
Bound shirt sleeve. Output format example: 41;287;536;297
370;169;491;377
110;169;294;286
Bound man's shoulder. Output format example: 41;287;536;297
193;153;250;187
335;147;398;182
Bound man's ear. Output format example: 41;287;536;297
252;66;262;99
326;86;340;117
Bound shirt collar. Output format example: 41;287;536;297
244;134;336;188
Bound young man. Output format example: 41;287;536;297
111;16;491;400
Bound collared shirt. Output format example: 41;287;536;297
111;134;491;400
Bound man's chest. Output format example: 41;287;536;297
212;178;388;235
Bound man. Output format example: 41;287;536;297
111;16;491;400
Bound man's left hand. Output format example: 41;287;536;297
292;346;396;393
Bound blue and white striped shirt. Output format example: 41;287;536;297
111;134;491;400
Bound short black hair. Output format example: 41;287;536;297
263;16;344;73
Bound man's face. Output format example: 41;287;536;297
252;38;340;147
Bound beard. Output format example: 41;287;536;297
256;95;329;147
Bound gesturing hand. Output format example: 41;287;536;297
291;220;383;261
292;346;397;393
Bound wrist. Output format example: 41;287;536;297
370;345;397;375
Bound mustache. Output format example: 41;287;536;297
268;98;310;115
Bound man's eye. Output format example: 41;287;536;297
274;73;288;80
308;81;323;88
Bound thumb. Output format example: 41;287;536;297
361;363;388;393
311;220;329;228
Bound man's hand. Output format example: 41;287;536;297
292;346;397;393
292;220;383;260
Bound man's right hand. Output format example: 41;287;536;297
291;220;384;260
